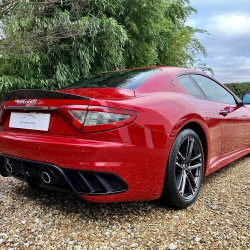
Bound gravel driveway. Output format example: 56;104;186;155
0;156;249;250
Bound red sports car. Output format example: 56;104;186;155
1;67;250;208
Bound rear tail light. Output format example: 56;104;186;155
58;105;137;132
68;110;87;129
84;112;129;125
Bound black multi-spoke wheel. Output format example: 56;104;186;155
160;129;204;208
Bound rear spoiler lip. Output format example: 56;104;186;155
2;89;91;103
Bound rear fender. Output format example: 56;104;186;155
167;114;212;177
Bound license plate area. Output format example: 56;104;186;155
9;112;51;131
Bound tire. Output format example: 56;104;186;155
159;129;204;208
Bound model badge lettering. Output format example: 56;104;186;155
15;99;37;104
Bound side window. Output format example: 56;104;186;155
177;75;205;99
191;74;236;105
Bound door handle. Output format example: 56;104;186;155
219;110;228;116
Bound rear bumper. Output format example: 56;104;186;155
0;155;128;199
0;129;170;202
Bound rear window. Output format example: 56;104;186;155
64;69;160;90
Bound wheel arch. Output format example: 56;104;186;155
177;121;209;177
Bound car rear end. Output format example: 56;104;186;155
0;69;170;203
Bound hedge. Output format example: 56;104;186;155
225;82;250;99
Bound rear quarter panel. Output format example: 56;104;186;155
91;92;222;177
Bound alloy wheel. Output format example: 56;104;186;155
175;136;203;200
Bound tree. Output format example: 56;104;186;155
0;0;211;96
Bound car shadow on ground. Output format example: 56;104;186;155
10;180;173;222
6;154;249;222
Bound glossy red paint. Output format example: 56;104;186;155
0;67;249;204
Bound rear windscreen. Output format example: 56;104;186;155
64;69;160;90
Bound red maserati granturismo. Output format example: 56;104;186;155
1;67;250;208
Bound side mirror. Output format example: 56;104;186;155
242;93;250;104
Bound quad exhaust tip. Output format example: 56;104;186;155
40;169;54;184
5;160;13;174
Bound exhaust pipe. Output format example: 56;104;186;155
5;160;13;174
40;169;54;184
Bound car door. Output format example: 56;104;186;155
191;74;250;155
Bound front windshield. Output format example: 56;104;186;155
64;69;160;90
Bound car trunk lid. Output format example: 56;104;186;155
1;89;92;136
0;88;136;136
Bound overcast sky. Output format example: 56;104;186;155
187;0;250;83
